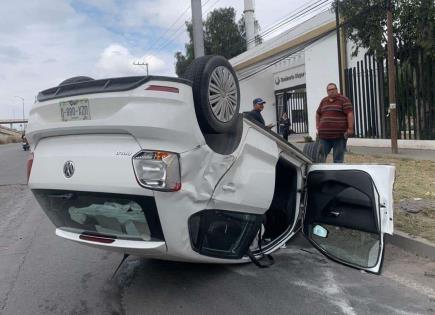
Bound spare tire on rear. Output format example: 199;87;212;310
182;55;240;134
303;141;326;163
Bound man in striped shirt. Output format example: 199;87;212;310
316;83;354;163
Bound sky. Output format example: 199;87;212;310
0;0;331;120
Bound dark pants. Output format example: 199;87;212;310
320;138;346;163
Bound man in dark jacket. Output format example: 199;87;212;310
249;98;274;129
316;83;354;163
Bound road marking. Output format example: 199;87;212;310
293;269;357;315
384;271;435;299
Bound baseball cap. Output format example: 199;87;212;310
253;98;266;105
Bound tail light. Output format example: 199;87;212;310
79;232;115;244
145;85;179;93
132;150;181;191
27;152;34;183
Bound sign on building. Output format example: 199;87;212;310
273;65;306;90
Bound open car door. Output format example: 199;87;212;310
303;164;395;274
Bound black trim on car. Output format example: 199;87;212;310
188;209;264;259
37;76;193;102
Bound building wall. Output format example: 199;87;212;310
237;33;340;138
238;67;277;131
305;33;340;138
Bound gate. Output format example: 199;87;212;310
275;90;308;134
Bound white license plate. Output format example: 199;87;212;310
60;99;91;121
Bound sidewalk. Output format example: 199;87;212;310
347;146;435;162
289;136;435;161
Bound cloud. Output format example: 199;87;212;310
95;44;173;77
0;0;318;120
121;0;190;28
0;45;28;63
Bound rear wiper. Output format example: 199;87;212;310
47;193;75;200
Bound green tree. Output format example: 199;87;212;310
175;22;195;77
174;7;249;77
333;0;434;60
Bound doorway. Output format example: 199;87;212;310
275;85;308;134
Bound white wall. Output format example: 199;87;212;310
305;33;340;138
238;68;277;130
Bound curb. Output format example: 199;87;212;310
386;231;435;260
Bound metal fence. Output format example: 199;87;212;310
275;91;309;134
344;54;386;138
345;51;435;140
287;92;308;134
396;48;435;140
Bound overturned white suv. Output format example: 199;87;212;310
27;56;395;273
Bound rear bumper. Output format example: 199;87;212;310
55;228;167;256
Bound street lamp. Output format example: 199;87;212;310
14;96;25;131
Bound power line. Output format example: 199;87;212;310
247;0;319;39
154;0;219;53
239;2;385;81
264;1;332;39
239;29;335;81
247;0;331;44
153;21;190;52
145;3;192;52
203;0;221;16
247;0;332;45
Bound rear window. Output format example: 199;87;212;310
32;190;164;241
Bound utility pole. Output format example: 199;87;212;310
335;0;343;94
132;61;149;75
191;0;205;58
387;0;398;153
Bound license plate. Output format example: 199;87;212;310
60;99;91;121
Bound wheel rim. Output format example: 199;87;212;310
207;66;238;123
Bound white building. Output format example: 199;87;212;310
230;7;435;149
230;10;357;139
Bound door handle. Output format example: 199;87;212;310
328;211;340;217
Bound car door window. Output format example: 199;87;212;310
310;223;380;268
304;168;386;273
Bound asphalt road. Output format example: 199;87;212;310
0;143;28;185
1;143;434;315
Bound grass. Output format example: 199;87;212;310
344;152;435;242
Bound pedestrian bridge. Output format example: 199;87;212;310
0;119;28;124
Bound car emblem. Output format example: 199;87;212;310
275;77;280;86
63;161;75;178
